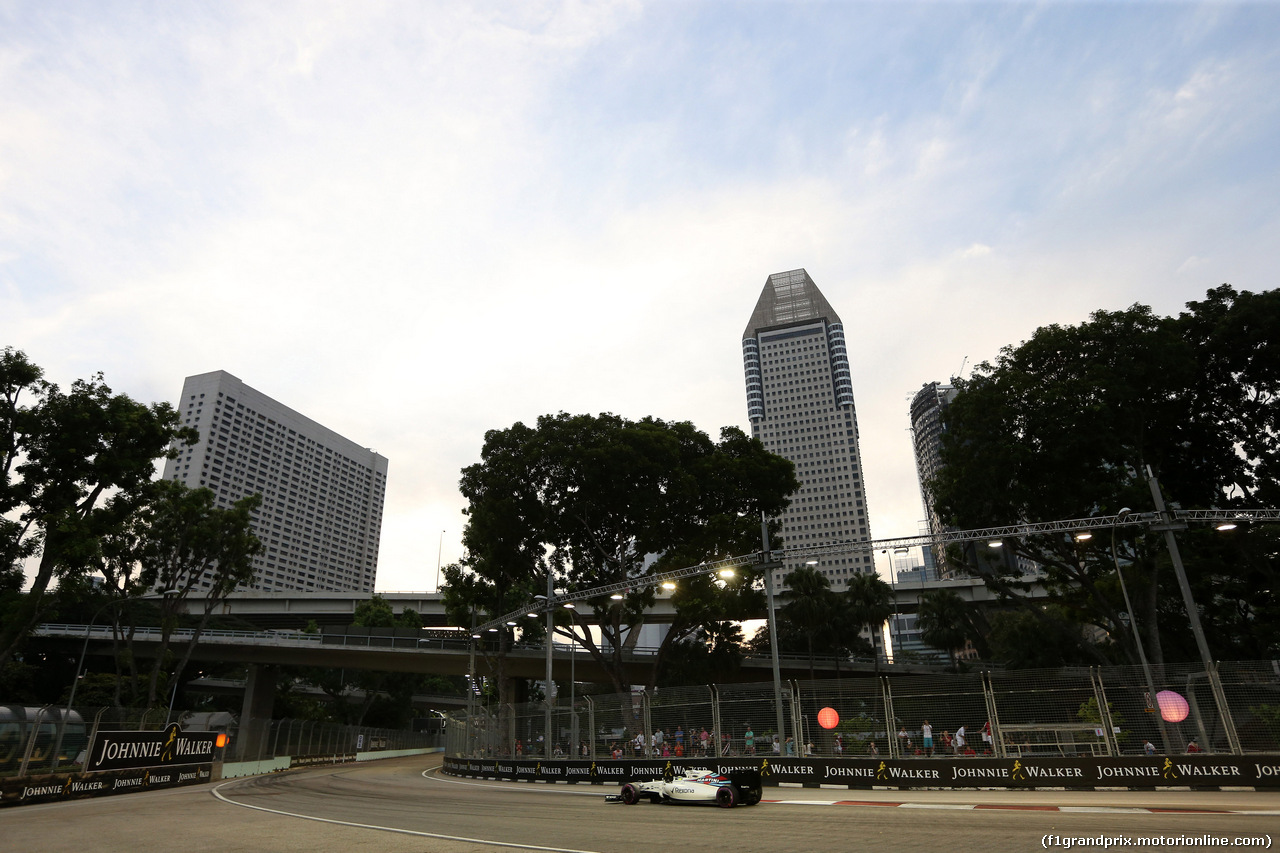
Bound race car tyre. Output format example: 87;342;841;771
620;784;641;805
742;787;762;806
716;786;738;809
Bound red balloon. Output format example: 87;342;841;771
818;707;839;729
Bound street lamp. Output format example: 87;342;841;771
434;530;445;590
761;513;787;753
1144;467;1241;753
1110;508;1173;754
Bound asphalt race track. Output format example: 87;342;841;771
3;755;1278;853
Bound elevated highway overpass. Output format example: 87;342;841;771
35;623;948;685
169;574;1047;630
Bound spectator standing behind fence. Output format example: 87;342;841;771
868;741;879;757
898;726;911;754
699;727;709;756
653;728;664;754
1186;739;1202;753
674;725;684;752
744;726;755;755
1144;740;1156;755
954;725;966;754
772;735;781;754
921;720;933;757
982;721;992;753
834;733;843;756
941;731;952;752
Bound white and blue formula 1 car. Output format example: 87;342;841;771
606;766;762;808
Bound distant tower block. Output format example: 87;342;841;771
742;269;872;591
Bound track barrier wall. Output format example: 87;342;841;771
441;754;1280;790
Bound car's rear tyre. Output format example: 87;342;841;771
716;786;738;808
620;784;640;805
742;786;762;806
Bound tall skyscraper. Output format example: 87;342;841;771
161;371;388;593
909;380;959;577
742;269;874;590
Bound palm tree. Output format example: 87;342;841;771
780;566;839;680
844;573;894;662
916;590;972;670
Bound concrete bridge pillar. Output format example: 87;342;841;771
235;664;278;761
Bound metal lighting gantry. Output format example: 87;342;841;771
470;507;1280;634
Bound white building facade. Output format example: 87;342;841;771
742;269;874;590
161;371;388;593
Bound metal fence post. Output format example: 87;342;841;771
642;690;653;757
18;705;51;777
1090;667;1119;757
1207;663;1243;755
709;684;721;757
788;681;803;757
981;671;1005;758
881;676;898;760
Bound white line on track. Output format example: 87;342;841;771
211;779;603;853
422;767;614;797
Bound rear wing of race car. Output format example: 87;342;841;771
722;768;762;789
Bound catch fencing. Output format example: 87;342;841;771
447;660;1280;760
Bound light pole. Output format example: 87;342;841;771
434;530;445;591
761;513;787;753
467;610;478;757
1144;468;1241;754
880;549;902;662
1107;511;1173;754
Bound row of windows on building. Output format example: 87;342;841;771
179;389;382;592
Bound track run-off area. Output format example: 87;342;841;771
3;754;1278;853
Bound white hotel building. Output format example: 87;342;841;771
161;371;388;593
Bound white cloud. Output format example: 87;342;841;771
3;1;1279;591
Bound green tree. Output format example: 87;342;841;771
125;481;262;706
348;596;426;726
931;287;1280;664
0;350;192;666
446;412;796;699
657;621;746;687
916;590;976;670
779;565;840;680
843;572;894;661
441;417;551;728
985;606;1099;669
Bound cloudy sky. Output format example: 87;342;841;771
4;1;1278;592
